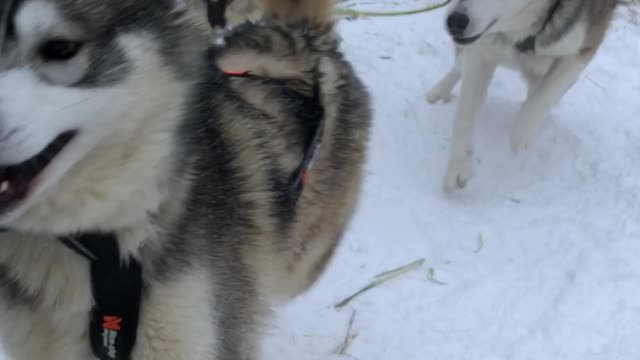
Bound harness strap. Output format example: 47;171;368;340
223;70;325;198
515;0;562;52
205;0;230;45
206;0;229;29
60;234;142;360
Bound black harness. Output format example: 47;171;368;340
206;0;230;29
206;0;231;45
60;234;142;360
59;3;326;359
515;0;562;53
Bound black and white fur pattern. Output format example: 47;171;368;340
427;0;617;192
0;0;371;358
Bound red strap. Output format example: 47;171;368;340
224;70;250;77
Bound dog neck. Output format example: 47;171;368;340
515;0;562;52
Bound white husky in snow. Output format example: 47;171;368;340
427;0;617;192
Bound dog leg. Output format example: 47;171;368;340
133;269;219;360
426;47;462;104
511;54;589;153
522;70;543;98
426;63;461;104
443;55;495;193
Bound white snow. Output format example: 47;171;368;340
2;1;640;359
263;2;640;360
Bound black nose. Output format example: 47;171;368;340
447;12;470;37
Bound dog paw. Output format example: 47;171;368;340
510;100;554;153
510;127;530;153
511;115;541;153
425;88;453;104
442;158;472;193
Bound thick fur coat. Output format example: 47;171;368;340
0;0;371;358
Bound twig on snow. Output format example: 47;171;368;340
335;309;358;355
474;233;484;254
427;267;447;286
334;258;425;309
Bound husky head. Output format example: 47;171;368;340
445;0;551;44
0;0;206;233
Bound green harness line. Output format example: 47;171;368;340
335;0;451;18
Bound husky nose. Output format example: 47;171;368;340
447;12;470;36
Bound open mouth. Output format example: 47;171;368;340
453;33;483;45
0;131;77;214
452;19;498;45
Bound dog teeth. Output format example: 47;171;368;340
0;181;9;193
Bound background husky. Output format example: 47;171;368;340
427;0;617;192
0;0;370;359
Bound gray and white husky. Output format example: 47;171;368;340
427;0;617;192
0;0;371;359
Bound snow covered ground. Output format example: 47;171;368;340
1;2;638;360
262;2;640;360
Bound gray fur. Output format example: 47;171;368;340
534;1;583;48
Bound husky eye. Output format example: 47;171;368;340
39;40;84;62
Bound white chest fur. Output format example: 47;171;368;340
472;34;556;81
0;235;95;359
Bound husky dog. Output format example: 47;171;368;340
0;0;370;359
427;0;617;192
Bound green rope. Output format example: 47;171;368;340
335;0;451;17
